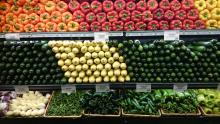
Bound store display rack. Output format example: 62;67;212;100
0;83;219;91
1;30;220;40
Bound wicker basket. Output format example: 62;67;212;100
83;109;121;117
44;92;83;119
199;106;220;117
122;109;161;118
160;108;201;116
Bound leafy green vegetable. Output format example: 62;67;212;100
197;89;220;114
80;91;121;115
120;90;159;115
47;92;84;116
158;90;199;113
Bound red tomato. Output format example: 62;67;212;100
2;24;13;32
13;23;24;32
16;0;26;6
45;1;56;13
35;22;45;32
6;13;17;25
40;12;50;23
28;13;40;25
0;3;10;15
23;3;33;14
0;15;5;26
51;11;61;23
33;3;45;15
11;5;23;15
45;22;57;32
57;22;67;32
24;24;35;32
62;12;73;23
26;0;38;5
18;14;29;25
56;1;68;12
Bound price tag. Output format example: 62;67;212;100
173;83;187;92
5;33;20;41
164;30;179;41
94;32;109;42
136;83;151;92
96;84;110;93
217;84;220;91
61;85;76;94
14;85;29;94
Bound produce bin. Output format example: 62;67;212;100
4;91;52;118
45;92;83;118
160;108;201;116
83;109;121;117
199;106;220;117
121;109;161;118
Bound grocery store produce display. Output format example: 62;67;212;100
113;39;220;82
81;90;121;115
48;40;130;83
158;89;199;113
6;91;51;117
0;91;16;117
120;90;159;115
0;0;213;32
0;41;67;85
46;91;84;116
197;89;220;114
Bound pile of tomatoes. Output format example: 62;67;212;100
0;0;79;32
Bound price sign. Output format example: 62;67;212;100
14;85;29;94
61;85;76;94
94;32;109;42
5;33;20;41
136;83;151;92
164;30;179;41
173;83;187;92
217;84;220;91
96;84;110;93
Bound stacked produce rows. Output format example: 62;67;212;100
48;40;130;83
112;39;220;82
0;41;67;85
1;0;217;32
0;39;220;84
195;0;220;29
1;89;220;117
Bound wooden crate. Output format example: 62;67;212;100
44;92;83;119
160;108;201;116
122;109;161;118
199;106;220;117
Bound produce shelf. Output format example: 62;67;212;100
1;30;220;40
0;83;218;91
1;115;220;124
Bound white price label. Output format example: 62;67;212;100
136;83;151;92
14;85;29;94
164;30;179;41
96;84;110;93
173;83;187;92
5;33;20;41
61;85;76;94
217;84;220;91
94;32;109;42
